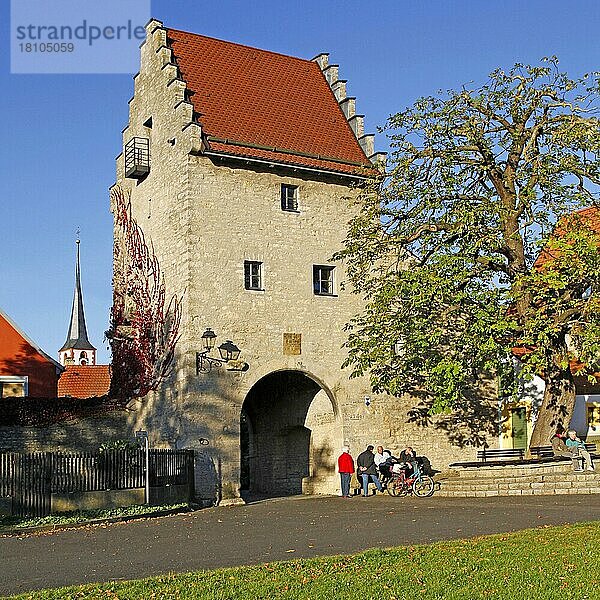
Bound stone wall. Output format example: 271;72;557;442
0;411;133;452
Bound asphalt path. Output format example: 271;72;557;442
1;494;599;596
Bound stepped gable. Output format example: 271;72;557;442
164;27;378;177
58;365;111;399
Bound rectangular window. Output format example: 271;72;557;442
0;376;27;398
281;184;299;212
587;404;600;429
244;261;263;290
313;265;335;296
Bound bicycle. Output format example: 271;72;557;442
385;462;435;498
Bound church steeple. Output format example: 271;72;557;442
59;238;96;366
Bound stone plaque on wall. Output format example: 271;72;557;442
283;333;302;355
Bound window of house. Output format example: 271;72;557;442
244;261;263;290
587;404;600;430
0;376;28;398
281;184;299;212
79;351;88;366
313;265;335;296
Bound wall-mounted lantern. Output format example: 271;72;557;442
196;328;244;374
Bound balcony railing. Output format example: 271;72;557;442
124;137;150;179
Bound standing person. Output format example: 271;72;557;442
550;427;580;471
566;430;595;471
356;445;384;496
337;446;355;498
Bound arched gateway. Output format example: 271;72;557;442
240;370;343;498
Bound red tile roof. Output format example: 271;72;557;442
513;206;600;375
58;365;111;399
535;206;600;269
0;308;62;397
166;28;372;176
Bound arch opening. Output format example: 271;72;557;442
240;370;342;498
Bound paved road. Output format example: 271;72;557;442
1;494;599;596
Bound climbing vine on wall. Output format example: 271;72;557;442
106;186;182;399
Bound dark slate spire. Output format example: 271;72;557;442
59;239;96;353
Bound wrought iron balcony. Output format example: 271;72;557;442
124;137;150;179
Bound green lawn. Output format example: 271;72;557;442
10;521;600;600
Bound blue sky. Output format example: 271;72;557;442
1;0;599;364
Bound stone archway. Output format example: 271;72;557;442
240;370;343;498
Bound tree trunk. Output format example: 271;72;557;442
528;362;576;448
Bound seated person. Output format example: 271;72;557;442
398;446;419;475
550;426;580;471
378;450;395;480
566;430;595;471
373;445;386;468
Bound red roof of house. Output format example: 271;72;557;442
0;308;62;397
513;206;600;374
166;28;372;176
535;206;600;269
58;365;111;399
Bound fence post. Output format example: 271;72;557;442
187;449;195;503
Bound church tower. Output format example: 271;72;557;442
59;239;97;366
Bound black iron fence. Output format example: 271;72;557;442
0;448;194;517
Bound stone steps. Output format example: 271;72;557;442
434;466;600;497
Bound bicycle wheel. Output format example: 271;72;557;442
412;475;435;497
387;478;401;496
389;477;409;497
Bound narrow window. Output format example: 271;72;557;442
313;265;335;296
281;184;299;212
244;261;263;290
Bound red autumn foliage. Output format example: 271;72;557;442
106;187;182;399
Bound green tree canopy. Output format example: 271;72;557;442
337;58;600;447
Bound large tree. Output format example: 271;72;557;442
337;59;600;448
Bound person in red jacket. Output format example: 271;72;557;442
337;446;355;498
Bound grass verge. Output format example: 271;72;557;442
9;520;600;599
0;502;189;531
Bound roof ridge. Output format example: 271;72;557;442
166;27;314;65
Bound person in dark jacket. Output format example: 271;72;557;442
399;446;419;476
356;445;384;496
337;446;355;498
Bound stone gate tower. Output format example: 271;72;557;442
113;20;467;505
